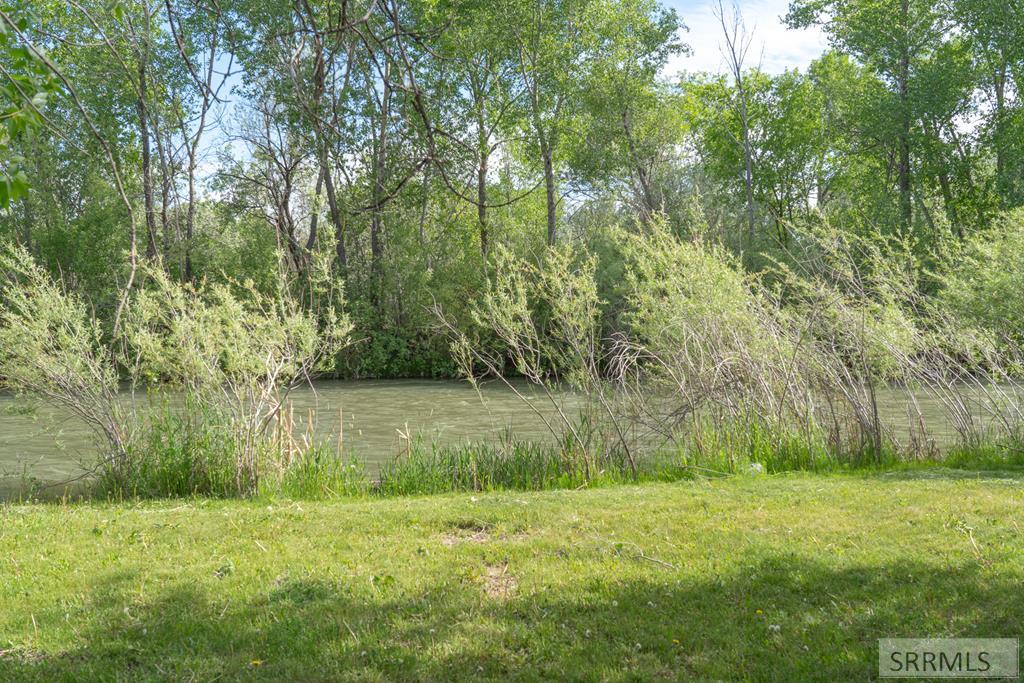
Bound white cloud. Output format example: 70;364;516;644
662;0;828;77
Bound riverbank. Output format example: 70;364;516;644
5;377;1018;500
2;471;1022;680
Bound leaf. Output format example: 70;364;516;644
9;170;29;202
11;45;30;66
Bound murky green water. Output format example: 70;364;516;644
0;379;1015;495
0;380;566;493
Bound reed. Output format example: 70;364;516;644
79;400;1024;501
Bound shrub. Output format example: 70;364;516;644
0;244;352;498
615;221;798;416
0;245;131;465
942;208;1024;345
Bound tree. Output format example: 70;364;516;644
568;0;684;223
787;0;950;234
502;0;585;246
952;0;1024;208
0;1;58;212
716;0;757;255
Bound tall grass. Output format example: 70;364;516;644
95;397;240;499
376;433;642;495
264;445;371;499
943;429;1024;472
259;404;370;499
94;400;370;500
79;403;1024;502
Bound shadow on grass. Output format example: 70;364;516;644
850;466;1024;483
1;554;1021;681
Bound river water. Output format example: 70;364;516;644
0;380;564;493
0;379;1011;495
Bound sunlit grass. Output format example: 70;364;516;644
1;473;1022;680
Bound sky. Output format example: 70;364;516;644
662;0;829;76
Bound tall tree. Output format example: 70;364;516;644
952;0;1024;208
787;0;949;234
568;0;683;222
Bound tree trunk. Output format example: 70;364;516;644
280;178;304;272
742;124;755;246
418;163;433;270
936;171;961;238
478;153;489;256
897;0;913;233
542;145;556;246
138;61;158;262
184;145;197;282
898;114;912;232
622;108;656;221
308;164;324;252
319;146;347;270
994;63;1007;205
154;124;172;266
475;84;490;256
370;76;391;302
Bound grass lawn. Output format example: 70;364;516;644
1;471;1022;681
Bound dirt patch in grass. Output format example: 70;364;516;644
0;648;44;664
482;562;517;600
440;517;492;546
438;517;531;547
440;529;491;546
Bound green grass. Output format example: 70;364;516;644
267;446;370;499
375;437;675;496
100;401;242;499
2;471;1023;680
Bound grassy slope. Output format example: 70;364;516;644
1;472;1022;681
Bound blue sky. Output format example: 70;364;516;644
661;0;829;76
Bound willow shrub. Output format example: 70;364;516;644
0;246;132;464
438;243;628;470
439;224;839;475
614;223;805;417
443;218;1024;475
942;208;1024;349
609;222;890;466
0;245;351;498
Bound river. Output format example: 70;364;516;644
0;380;565;495
0;379;1011;496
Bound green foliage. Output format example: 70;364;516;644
122;263;350;390
776;222;926;380
0;1;58;209
2;0;1023;384
113;259;351;496
618;221;763;356
99;397;241;499
942;208;1024;342
0;244;127;458
452;243;602;390
0;245;114;394
0;245;354;498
